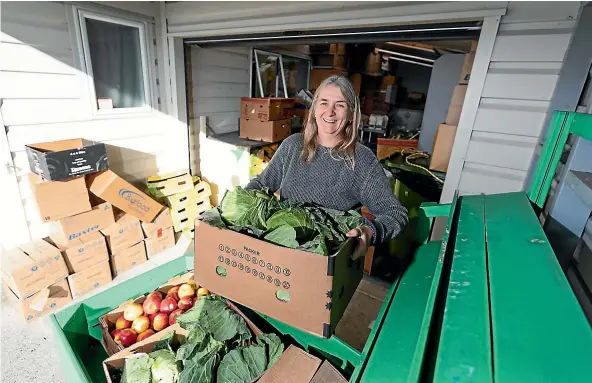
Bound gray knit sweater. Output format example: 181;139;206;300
245;133;409;245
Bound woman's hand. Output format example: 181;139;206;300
346;225;373;260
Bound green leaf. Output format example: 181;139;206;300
178;353;217;383
264;225;299;248
200;208;226;229
255;334;284;369
121;353;154;383
176;296;247;342
149;350;179;383
216;345;267;383
153;330;176;353
241;345;267;378
266;208;315;239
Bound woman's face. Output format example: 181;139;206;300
314;84;350;139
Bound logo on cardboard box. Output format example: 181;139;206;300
119;189;151;213
68;224;100;240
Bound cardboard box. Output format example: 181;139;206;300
333;54;346;69
48;231;108;274
1;240;69;299
334;277;389;352
3;278;72;322
450;84;468;107
310;68;348;90
51;202;115;247
67;260;112;299
259;345;347;383
110;241;147;277
193;221;363;338
87;169;164;223
329;44;346;55
429;124;458;172
240;118;292;143
146;170;194;199
145;227;176;258
241;98;295;121
25;138;109;181
28;173;91;222
366;52;382;75
445;105;463;126
459;51;476;85
101;212;144;255
140;208;172;237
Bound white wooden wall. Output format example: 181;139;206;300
456;2;581;195
1;1;188;243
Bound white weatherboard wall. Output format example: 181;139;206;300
0;1;188;244
454;2;581;197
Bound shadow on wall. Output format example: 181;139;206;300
104;144;158;192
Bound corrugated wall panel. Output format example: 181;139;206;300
458;1;580;197
190;46;250;134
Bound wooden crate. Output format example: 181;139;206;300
377;138;419;160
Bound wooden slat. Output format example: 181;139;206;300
485;192;592;383
465;131;538;171
482;71;558;101
459;162;526;196
192;66;249;85
357;241;441;383
193;97;242;114
1;21;71;49
490;33;571;62
474;98;548;137
434;195;492;383
1;99;88;126
0;42;75;74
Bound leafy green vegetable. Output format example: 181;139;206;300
176;296;245;342
200;186;362;255
263;225;299;248
149;350;179;383
255;334;284;369
153;331;175;353
121;354;153;383
178;353;218;383
217;345;267;383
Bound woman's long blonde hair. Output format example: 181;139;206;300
301;75;361;168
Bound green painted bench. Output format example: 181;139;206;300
49;192;592;382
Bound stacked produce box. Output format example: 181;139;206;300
239;97;294;143
249;143;279;178
1;138;175;321
146;170;213;240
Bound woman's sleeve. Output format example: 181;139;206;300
356;159;409;245
244;140;290;192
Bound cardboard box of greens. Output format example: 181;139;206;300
102;298;263;383
193;220;363;338
2;278;72;322
99;272;196;356
25;138;109;181
1;239;69;299
28;173;91;222
86;169;165;223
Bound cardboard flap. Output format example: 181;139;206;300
166;271;194;286
27;138;86;152
18;239;60;261
29;287;50;311
258;345;321;383
309;360;348;383
1;248;33;273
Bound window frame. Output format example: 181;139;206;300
251;48;311;98
73;6;154;116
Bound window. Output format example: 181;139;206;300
75;9;152;113
252;49;311;98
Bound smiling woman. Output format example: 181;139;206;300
246;75;409;259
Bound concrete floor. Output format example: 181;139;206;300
1;288;64;383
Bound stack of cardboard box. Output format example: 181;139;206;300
147;170;212;240
430;41;478;173
2;138;170;320
239;98;294;143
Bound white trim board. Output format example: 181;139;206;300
440;16;502;204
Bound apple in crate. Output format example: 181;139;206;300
160;296;178;314
143;294;162;315
167;292;180;302
137;329;155;342
178;283;195;299
115;315;132;330
118;329;137;347
111;329;122;342
178;297;193;310
152;313;169;332
168;285;180;295
132;316;150;334
169;309;185;325
123;302;144;321
197;288;210;297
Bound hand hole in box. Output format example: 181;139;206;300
180;197;187;202
181;218;188;223
275;290;290;302
179;208;186;213
216;266;227;277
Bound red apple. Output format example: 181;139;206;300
111;328;122;342
143;295;162;315
169;309;185;325
166;292;180;302
147;291;163;300
123;302;144;321
152;312;169;332
148;312;158;323
132;316;150;334
167;285;180;295
178;297;193;310
178;283;195;299
137;329;155;342
160;296;178;314
115;315;132;330
118;328;137;347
